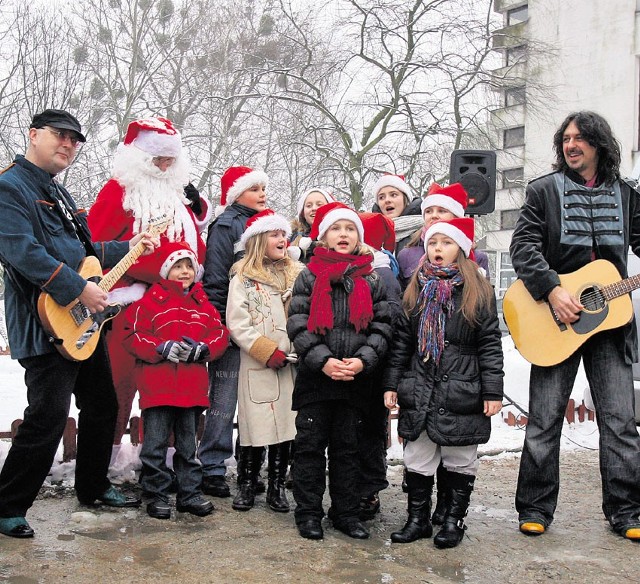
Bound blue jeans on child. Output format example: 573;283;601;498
515;329;640;532
198;345;240;478
140;406;203;505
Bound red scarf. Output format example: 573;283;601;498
307;247;374;334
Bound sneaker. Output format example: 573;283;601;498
297;519;323;540
147;500;172;520
202;475;231;498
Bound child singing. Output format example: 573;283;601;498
123;242;229;519
287;202;394;541
225;209;302;512
384;217;503;548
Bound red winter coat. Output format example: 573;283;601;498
123;280;229;410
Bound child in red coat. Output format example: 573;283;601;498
123;242;229;519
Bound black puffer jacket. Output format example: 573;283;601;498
287;267;394;414
383;288;504;446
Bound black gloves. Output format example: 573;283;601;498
184;183;203;216
179;336;210;363
156;341;181;363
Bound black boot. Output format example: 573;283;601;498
431;463;450;525
266;441;291;513
232;446;256;511
390;473;434;543
433;472;475;549
253;446;266;494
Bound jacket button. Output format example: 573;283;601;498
438;408;445;415
444;341;449;347
441;374;449;381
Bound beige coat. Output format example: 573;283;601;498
226;266;298;447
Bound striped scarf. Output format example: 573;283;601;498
416;262;464;364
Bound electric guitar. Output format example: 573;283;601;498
37;218;169;361
502;259;638;366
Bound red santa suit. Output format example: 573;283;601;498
88;117;212;445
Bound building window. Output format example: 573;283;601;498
504;126;525;148
502;167;524;188
507;5;528;25
506;45;527;66
501;209;521;230
505;86;526;107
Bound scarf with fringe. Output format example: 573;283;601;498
307;247;374;334
416;262;464;364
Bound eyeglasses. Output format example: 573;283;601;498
43;127;82;147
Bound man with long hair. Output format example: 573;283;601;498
510;111;640;540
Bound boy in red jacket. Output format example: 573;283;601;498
123;242;229;519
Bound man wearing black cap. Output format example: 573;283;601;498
0;109;158;538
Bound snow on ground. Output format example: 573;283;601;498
0;336;599;484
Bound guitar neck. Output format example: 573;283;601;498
99;241;147;292
603;273;640;300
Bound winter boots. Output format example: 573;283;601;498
390;472;434;543
431;464;450;525
266;441;291;513
433;471;475;549
232;445;262;511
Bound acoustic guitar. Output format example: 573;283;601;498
502;259;639;366
37;218;169;361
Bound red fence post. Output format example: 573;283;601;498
62;417;77;462
565;399;575;424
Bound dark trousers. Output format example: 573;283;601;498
516;329;640;531
357;403;389;498
292;401;362;524
140;406;203;505
0;339;117;517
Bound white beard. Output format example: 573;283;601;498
113;144;194;246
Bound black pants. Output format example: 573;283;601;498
0;338;117;517
358;402;389;498
292;401;362;524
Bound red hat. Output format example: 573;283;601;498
240;209;291;249
158;241;201;281
220;166;269;207
309;202;364;242
358;212;396;252
372;173;412;200
424;217;475;258
123;117;182;157
421;183;468;218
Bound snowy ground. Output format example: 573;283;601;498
0;336;599;483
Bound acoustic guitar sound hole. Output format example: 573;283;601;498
579;286;605;312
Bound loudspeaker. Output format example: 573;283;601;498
449;150;497;215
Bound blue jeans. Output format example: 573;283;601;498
198;345;240;477
140;406;203;505
516;329;640;531
0;339;116;517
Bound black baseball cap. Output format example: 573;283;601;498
30;109;86;143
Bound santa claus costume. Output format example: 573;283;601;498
88;117;212;448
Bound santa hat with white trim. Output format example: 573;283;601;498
219;166;268;208
124;117;182;158
239;209;292;249
421;182;468;219
158;241;202;281
296;188;335;219
424;217;475;258
309;201;365;243
371;173;412;201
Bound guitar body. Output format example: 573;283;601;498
503;259;633;366
37;256;121;362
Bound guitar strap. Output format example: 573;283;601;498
49;182;98;259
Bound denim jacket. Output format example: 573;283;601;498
0;155;128;358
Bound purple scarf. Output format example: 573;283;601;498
416;262;464;364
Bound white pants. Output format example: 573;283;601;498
404;430;478;477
